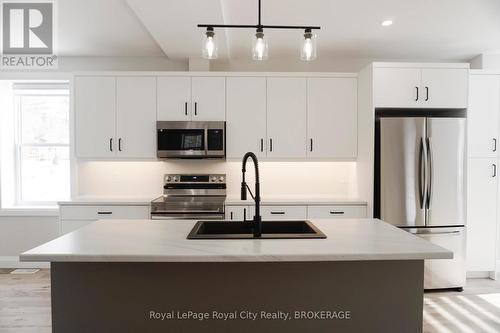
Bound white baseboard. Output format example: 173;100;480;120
0;256;49;269
466;271;494;279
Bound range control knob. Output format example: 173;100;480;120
219;176;224;182
166;176;172;182
211;176;217;182
173;176;179;182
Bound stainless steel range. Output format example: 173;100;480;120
150;174;226;220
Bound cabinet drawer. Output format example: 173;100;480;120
260;205;307;220
225;206;250;221
307;205;367;219
60;205;149;220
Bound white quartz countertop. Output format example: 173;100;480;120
58;195;366;206
225;196;367;206
57;195;158;206
20;219;451;263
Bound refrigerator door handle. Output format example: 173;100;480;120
426;137;433;209
418;137;428;209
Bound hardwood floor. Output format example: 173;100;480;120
424;279;500;333
1;268;499;333
0;269;51;333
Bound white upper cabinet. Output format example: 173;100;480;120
116;77;157;158
191;77;226;121
266;78;307;158
374;68;421;108
75;76;116;158
75;76;157;159
226;77;267;159
421;69;468;108
157;77;191;121
374;66;468;108
468;75;499;158
307;78;357;159
157;76;225;121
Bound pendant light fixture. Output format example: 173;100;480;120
301;28;317;61
202;27;217;59
252;28;268;60
198;0;320;61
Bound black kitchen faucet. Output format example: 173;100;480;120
241;152;262;237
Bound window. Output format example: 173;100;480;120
13;83;70;205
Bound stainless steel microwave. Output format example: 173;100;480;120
156;121;225;159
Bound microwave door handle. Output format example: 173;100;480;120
204;126;208;155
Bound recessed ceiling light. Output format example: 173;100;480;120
381;20;393;27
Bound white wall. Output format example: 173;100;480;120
77;160;358;199
0;215;58;268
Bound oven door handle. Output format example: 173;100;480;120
152;209;222;213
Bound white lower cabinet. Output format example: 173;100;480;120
225;206;251;221
466;158;498;272
59;205;150;235
261;205;308;220
307;205;367;219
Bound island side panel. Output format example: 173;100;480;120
51;260;424;333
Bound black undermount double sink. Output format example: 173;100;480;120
187;220;326;239
187;152;326;240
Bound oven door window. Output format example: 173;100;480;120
157;129;205;151
207;129;224;151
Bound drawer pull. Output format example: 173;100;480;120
270;211;285;215
97;211;113;215
330;211;345;215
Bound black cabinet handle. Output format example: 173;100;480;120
493;164;497;178
97;211;113;215
270;211;285;215
415;87;419;101
425;86;429;101
270;138;273;152
194;102;198;116
310;138;313;152
493;138;497;152
243;208;247;221
330;211;345;215
230;211;233;220
109;138;113;152
260;138;264;152
118;138;122;152
184;102;188;116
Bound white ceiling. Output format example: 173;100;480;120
57;0;165;57
57;0;500;62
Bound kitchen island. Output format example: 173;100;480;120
21;218;451;333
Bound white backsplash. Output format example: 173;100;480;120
77;160;358;198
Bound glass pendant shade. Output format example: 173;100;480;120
202;28;218;59
300;29;317;61
252;29;268;61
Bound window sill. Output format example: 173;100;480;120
0;207;59;217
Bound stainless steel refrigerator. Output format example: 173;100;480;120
374;109;466;291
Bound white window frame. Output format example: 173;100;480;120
13;84;70;206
